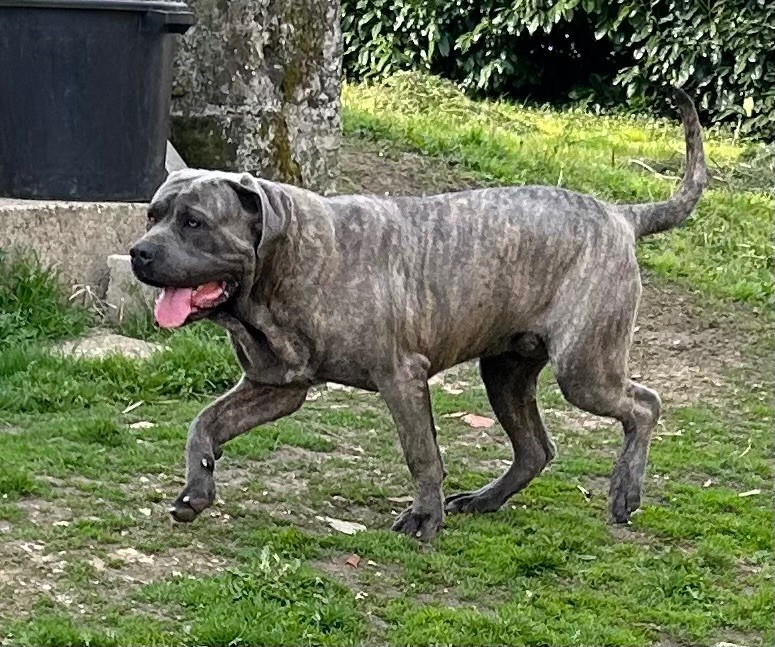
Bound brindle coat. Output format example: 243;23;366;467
131;89;707;540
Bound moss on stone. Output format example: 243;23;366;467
270;115;302;183
169;0;335;184
270;0;327;183
280;0;326;104
170;116;238;170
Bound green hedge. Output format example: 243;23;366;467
342;0;774;140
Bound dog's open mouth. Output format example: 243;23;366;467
154;281;235;329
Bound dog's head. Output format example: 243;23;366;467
130;169;290;328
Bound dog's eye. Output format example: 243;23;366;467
185;218;201;228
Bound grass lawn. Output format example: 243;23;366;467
0;74;772;646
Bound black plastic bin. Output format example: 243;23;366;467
0;0;193;201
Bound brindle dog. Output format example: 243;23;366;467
131;89;707;541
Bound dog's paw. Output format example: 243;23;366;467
391;506;443;542
609;478;641;524
169;482;215;523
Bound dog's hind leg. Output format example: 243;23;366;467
550;279;660;524
445;351;554;514
170;377;308;523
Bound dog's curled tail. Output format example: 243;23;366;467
624;88;708;239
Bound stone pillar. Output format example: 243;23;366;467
171;0;341;194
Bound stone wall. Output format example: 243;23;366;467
171;0;341;194
0;198;146;293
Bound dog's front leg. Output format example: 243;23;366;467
170;376;307;522
376;354;445;541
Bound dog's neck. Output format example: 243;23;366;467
211;304;314;386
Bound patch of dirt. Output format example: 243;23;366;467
0;533;229;620
97;543;228;586
265;445;333;466
15;497;73;526
543;408;617;435
0;540;67;618
313;554;403;597
607;523;654;544
337;138;490;197
630;274;768;406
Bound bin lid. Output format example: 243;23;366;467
0;0;192;14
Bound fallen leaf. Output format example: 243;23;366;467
326;382;353;392
52;520;70;527
737;439;752;458
305;391;321;401
738;489;761;498
122;401;144;414
323;516;366;535
703;479;713;488
743;95;755;117
462;414;494;429
576;484;590;499
387;495;414;504
442;384;464;395
129;421;155;430
442;411;467;419
345;554;361;568
110;547;154;565
89;557;106;571
139;508;151;517
655;430;683;438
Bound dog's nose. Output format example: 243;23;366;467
130;241;157;265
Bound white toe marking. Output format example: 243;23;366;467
201;458;209;468
182;495;190;503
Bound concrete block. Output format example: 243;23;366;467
55;329;162;360
105;254;158;323
0;197;146;294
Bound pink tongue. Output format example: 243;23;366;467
154;287;194;329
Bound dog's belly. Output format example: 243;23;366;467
311;328;545;389
314;358;379;391
397;280;553;373
305;301;547;388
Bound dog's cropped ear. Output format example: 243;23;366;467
226;173;292;255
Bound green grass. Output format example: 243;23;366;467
0;251;92;347
343;72;773;304
0;76;772;646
